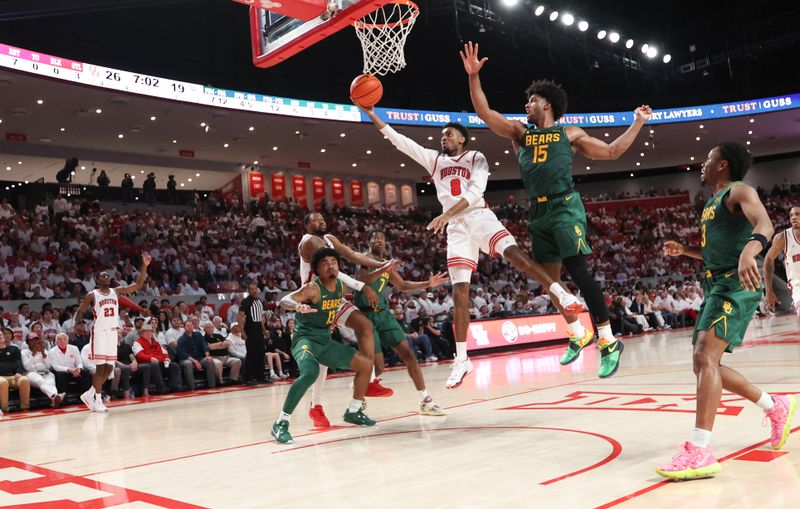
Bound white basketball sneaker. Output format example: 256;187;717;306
93;394;109;413
80;388;96;411
446;358;473;389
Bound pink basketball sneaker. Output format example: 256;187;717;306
656;442;721;480
766;394;797;450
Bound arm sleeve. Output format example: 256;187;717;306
338;271;365;292
460;151;489;208
380;125;440;176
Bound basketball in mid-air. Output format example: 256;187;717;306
350;74;383;108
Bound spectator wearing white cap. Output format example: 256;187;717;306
417;292;434;317
225;323;247;362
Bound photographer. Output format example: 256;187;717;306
167;175;177;204
143;172;157;204
121;173;134;204
96;169;110;188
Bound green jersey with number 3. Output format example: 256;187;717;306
293;278;344;337
700;182;753;271
517;124;575;197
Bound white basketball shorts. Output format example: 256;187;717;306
90;327;118;365
446;207;517;284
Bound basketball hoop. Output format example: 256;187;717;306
353;0;419;76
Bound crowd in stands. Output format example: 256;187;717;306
0;181;797;413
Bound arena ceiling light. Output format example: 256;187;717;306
641;43;649;53
501;0;519;7
597;30;607;39
578;20;589;31
646;46;658;58
534;5;545;16
663;54;672;63
549;10;559;21
561;13;574;26
625;39;634;49
608;32;620;43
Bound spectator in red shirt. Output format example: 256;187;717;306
133;325;181;394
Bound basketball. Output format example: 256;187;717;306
350;74;383;108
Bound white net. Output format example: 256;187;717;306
353;1;419;76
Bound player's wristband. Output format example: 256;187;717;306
748;233;768;252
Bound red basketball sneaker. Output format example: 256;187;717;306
365;378;394;397
308;404;330;428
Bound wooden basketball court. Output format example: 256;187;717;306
1;314;798;508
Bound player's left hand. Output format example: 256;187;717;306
427;271;450;288
142;253;152;266
738;254;761;292
363;285;380;307
427;213;450;234
295;304;315;314
634;105;652;122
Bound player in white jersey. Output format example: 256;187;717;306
73;253;151;412
358;105;583;389
298;211;400;427
765;206;800;316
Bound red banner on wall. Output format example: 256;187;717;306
350;180;363;206
292;175;307;206
312;177;326;208
248;172;265;200
271;173;286;201
331;178;345;207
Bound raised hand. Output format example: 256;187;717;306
142;253;152;266
663;240;684;257
634;105;653;122
460;41;489;76
427;271;450;288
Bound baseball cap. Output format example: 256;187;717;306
230;322;239;328
140;324;153;332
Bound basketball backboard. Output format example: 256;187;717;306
238;0;393;69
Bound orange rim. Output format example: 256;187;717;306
353;0;419;30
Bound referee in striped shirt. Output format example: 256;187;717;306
238;283;268;385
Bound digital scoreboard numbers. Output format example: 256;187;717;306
0;42;797;128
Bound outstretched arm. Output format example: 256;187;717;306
568;106;652;160
389;271;449;293
324;234;384;268
115;253;152;295
763;232;786;310
461;42;526;141
358;105;440;175
279;283;320;313
663;240;702;260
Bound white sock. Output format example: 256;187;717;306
597;324;615;343
348;399;363;413
456;342;468;361
87;386;96;397
311;365;328;406
756;392;775;412
690;428;712;448
567;320;586;339
370;367;377;382
418;389;429;402
278;411;292;423
548;282;569;302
